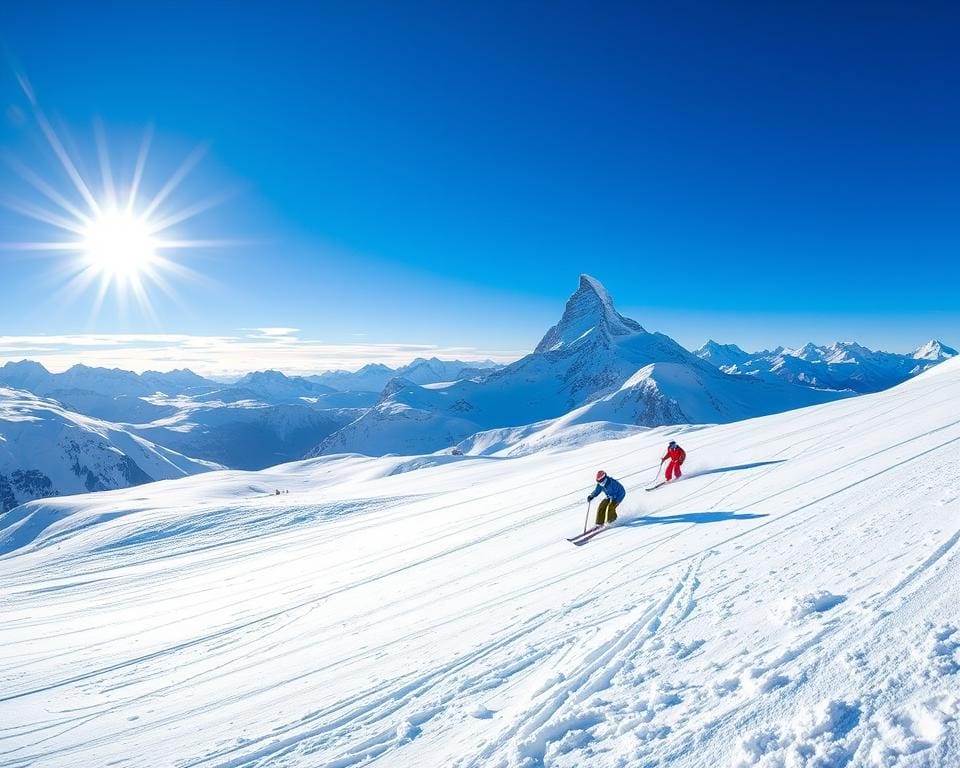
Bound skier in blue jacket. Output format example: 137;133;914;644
587;470;625;526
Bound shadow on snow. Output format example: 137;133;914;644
687;460;787;478
624;511;769;526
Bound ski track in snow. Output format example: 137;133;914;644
2;362;960;766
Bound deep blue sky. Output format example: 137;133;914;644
1;1;958;369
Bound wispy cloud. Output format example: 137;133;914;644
242;327;300;338
0;332;526;377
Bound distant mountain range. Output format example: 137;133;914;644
0;356;503;509
694;339;957;393
309;357;500;392
0;387;219;513
0;279;954;508
0;360;217;398
310;275;855;457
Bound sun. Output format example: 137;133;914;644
1;73;233;319
81;210;157;280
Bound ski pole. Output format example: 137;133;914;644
652;463;663;486
583;500;592;533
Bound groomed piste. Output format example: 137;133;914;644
2;358;959;767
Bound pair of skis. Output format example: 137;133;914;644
568;470;674;544
569;499;609;546
566;524;607;546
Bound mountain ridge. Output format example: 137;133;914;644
312;276;851;457
695;338;957;393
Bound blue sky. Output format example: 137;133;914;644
1;1;958;372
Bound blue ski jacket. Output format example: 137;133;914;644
588;476;626;504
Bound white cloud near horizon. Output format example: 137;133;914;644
241;327;301;337
0;331;527;377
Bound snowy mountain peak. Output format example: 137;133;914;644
789;342;826;361
2;359;49;374
913;339;958;361
0;359;53;391
234;370;335;399
379;376;416;401
534;274;645;353
142;367;207;381
237;369;288;385
0;386;217;512
825;340;874;361
694;340;750;367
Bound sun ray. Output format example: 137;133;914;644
1;241;82;252
51;263;103;310
154;238;245;249
0;196;89;235
5;155;94;226
87;271;114;324
148;255;205;285
140;143;209;221
145;267;187;304
126;124;154;214
146;188;237;234
25;96;102;218
3;76;234;322
94;118;117;211
129;275;160;324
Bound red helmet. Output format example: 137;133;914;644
596;470;607;482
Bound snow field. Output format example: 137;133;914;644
1;359;959;766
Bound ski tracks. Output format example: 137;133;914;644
192;557;705;768
186;608;561;767
454;556;706;768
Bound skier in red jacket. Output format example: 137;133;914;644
661;440;686;482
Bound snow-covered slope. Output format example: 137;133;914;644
697;339;957;393
128;394;357;471
0;387;218;512
563;359;848;426
3;358;958;767
452;417;650;458
0;364;364;471
314;276;849;456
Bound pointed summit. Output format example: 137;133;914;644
789;342;827;361
913;340;958;361
694;340;751;368
535;275;645;354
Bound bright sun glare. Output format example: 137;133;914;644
2;72;231;319
81;211;157;279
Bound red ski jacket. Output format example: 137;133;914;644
662;445;686;464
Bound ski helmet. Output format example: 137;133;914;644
596;470;607;482
668;440;677;448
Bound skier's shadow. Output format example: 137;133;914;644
686;460;786;478
624;511;768;526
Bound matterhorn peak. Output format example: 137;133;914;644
534;275;645;354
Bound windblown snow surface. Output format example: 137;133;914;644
2;359;959;767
